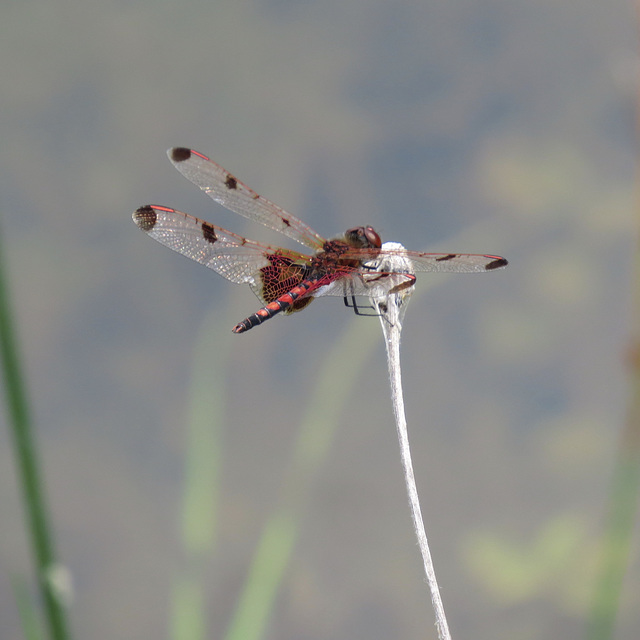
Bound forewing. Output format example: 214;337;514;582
309;246;507;298
392;250;507;273
339;247;508;273
167;147;326;250
132;205;310;290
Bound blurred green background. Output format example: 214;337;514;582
0;1;637;639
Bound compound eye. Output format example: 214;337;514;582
364;226;382;248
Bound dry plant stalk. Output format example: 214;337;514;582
368;242;452;640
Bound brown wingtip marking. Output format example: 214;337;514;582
202;222;217;243
485;257;508;270
171;147;191;162
281;217;291;227
225;174;238;190
133;206;157;231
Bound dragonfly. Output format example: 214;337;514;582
133;148;508;333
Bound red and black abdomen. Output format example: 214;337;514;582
232;279;316;333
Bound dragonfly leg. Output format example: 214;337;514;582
343;295;381;317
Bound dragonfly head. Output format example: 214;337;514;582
344;226;382;249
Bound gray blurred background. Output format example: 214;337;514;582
0;1;637;639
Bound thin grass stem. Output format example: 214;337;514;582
0;223;72;640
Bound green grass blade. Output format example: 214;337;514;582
224;317;380;640
171;575;207;640
585;259;640;639
0;223;72;640
585;449;640;640
12;577;45;640
585;165;640;637
171;307;233;640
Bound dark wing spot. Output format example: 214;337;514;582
202;222;217;243
435;254;457;262
485;257;508;270
170;147;191;162
289;296;314;313
133;206;157;231
225;174;238;190
281;217;291;227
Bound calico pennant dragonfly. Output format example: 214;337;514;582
133;148;507;333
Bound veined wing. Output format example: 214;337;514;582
399;250;507;272
132;205;311;291
307;247;507;299
167;148;326;251
338;247;508;273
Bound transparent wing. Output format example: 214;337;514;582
338;247;508;273
310;244;507;298
167;147;326;250
132;205;310;291
404;250;508;272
